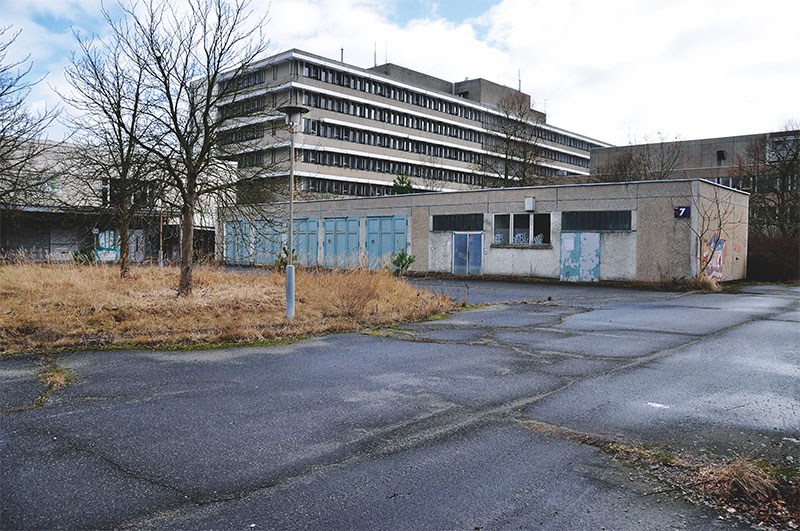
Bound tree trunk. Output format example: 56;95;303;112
119;218;130;278
178;198;195;296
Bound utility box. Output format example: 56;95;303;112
524;197;536;211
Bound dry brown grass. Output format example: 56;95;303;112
699;458;779;499
0;263;455;354
690;274;722;292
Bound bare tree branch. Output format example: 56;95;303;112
0;26;60;207
476;92;545;187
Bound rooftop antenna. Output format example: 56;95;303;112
518;69;521;92
373;43;377;67
340;47;344;62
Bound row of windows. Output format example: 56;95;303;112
219;91;591;170
219;95;269;119
219;66;281;94
303;92;483;143
301;149;484;186
237;150;278;169
219;125;266;145
219;69;266;94
536;129;602;152
493;213;552;245
302;176;393;197
304;119;480;164
303;97;586;170
302;62;483;122
483;135;589;168
547;148;588;168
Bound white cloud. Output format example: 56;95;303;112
2;0;799;143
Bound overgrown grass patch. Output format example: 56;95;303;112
0;264;455;354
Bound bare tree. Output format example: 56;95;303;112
62;29;164;277
102;0;272;294
477;91;544;187
732;123;799;239
592;134;683;183
417;152;444;192
0;26;58;207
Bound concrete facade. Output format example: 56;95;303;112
216;49;610;198
590;130;799;191
220;179;749;283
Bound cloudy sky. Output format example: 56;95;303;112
2;0;799;145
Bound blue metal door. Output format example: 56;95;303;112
225;221;251;265
560;232;601;282
324;217;359;267
453;233;482;275
253;221;282;265
366;216;407;268
467;233;482;274
293;218;318;266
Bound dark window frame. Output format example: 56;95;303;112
561;210;632;232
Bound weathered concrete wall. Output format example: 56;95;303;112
635;180;695;282
428;232;453;273
599;231;637;280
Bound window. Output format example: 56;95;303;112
533;214;551;244
513;214;529;244
432;214;483;232
494;214;510;244
491;213;552;246
562;211;631;231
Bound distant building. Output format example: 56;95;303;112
0;142;200;262
216;49;609;198
590;130;800;191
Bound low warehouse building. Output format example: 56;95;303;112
219;179;749;282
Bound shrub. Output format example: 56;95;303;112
391;250;416;276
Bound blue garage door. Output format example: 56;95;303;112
293;218;318;266
366;216;407;268
323;217;359;268
225;221;251;265
253;221;283;266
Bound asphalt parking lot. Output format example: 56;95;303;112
2;280;798;529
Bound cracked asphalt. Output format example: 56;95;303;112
1;280;798;529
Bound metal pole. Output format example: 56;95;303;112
286;122;296;320
289;122;295;268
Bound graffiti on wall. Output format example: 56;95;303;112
702;234;726;279
96;230;119;262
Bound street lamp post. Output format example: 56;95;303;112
277;102;309;320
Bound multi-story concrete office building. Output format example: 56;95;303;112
216;49;610;198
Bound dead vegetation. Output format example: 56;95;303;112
604;443;798;529
0;263;455;354
521;421;798;529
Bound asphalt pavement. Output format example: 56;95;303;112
2;279;798;529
